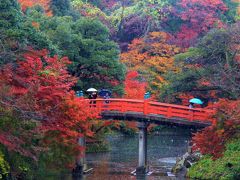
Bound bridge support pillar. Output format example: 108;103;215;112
136;122;149;175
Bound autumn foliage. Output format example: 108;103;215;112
173;0;227;47
124;71;146;99
192;99;240;159
18;0;52;16
121;32;181;94
0;49;95;160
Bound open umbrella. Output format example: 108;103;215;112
98;89;112;97
189;98;203;104
86;88;97;92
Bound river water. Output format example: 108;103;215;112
85;126;192;180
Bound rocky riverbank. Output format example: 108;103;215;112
172;148;202;178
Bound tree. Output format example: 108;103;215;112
0;0;24;64
173;0;228;47
159;68;207;103
18;0;52;16
124;71;146;99
108;0;172;50
196;24;240;99
0;0;56;65
121;32;181;94
0;49;95;167
24;7;126;94
160;23;240;102
116;13;149;51
192;99;240;159
158;0;239;47
72;0;113;32
50;0;72;16
39;16;126;93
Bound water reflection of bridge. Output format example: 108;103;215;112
76;98;215;177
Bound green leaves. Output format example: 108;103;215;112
0;151;10;178
188;139;240;180
25;10;125;94
160;24;240;102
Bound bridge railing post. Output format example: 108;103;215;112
190;110;194;121
121;101;125;112
190;111;194;121
96;100;100;112
143;100;149;115
166;107;172;118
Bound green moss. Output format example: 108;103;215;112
188;139;240;180
86;141;110;153
174;47;202;62
115;122;137;136
0;151;10;179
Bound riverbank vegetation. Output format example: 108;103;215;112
187;99;240;179
0;0;239;178
188;139;240;179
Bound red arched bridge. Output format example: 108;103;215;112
75;98;215;176
84;98;215;128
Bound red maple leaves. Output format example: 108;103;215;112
174;0;227;47
0;49;95;160
192;99;240;159
124;71;146;99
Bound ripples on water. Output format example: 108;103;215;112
85;127;192;180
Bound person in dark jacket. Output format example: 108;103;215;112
88;92;97;107
104;93;110;104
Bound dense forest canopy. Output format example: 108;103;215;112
0;0;239;178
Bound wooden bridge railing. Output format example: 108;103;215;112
80;98;215;124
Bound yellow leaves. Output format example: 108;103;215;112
148;31;170;42
173;47;181;53
121;31;183;94
120;50;148;70
148;57;175;73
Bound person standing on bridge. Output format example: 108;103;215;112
92;92;97;106
189;98;203;108
189;102;194;109
104;93;110;104
88;92;97;107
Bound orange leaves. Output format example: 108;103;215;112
31;21;40;29
149;32;170;41
18;0;52;16
121;31;182;94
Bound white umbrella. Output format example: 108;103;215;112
86;88;97;92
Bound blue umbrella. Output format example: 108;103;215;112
189;98;203;104
98;89;112;97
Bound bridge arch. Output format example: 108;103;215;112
77;98;215;176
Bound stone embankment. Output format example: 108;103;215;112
172;146;202;178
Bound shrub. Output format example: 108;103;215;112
188;139;240;180
0;151;10;179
